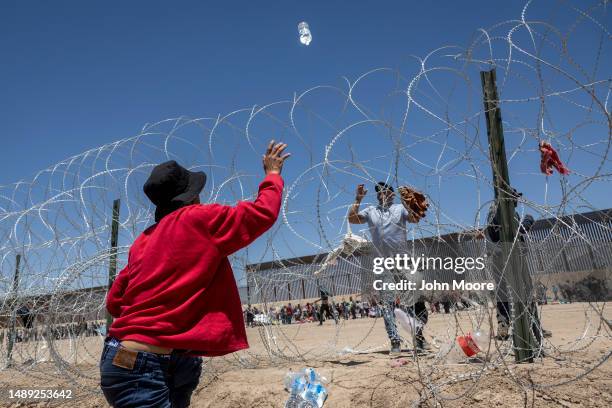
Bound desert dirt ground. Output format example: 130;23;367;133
0;302;610;407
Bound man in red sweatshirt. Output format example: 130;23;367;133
100;141;290;408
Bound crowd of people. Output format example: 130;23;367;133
0;320;105;344
243;293;483;327
243;275;609;329
244;296;383;327
547;276;610;304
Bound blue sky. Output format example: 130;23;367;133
1;0;536;184
1;1;610;288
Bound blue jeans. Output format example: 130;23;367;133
382;300;401;343
100;338;202;408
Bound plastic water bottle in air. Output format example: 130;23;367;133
298;22;312;46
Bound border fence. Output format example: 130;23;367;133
244;209;612;304
1;209;610;317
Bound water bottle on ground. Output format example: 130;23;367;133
472;330;489;352
298;22;312;46
302;367;328;384
285;392;305;408
284;371;307;392
456;329;490;358
298;400;316;408
285;374;308;408
300;382;328;408
284;368;328;407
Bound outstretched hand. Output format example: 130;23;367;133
263;140;291;175
355;184;367;201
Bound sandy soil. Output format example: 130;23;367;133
0;302;610;407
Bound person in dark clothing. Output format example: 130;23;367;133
349;296;357;319
17;305;34;329
485;188;551;342
561;281;574;303
245;306;255;328
316;288;337;325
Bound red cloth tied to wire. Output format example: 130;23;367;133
539;141;570;176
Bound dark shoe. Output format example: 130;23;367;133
415;331;431;353
390;340;401;354
495;323;510;341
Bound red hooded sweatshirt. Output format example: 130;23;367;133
106;173;283;356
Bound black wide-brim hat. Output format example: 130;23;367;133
143;160;206;221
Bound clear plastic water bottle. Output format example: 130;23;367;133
472;330;489;350
300;382;328;408
285;368;328;407
284;371;307;392
303;368;316;383
298;400;316;408
285;392;305;408
298;22;312;46
285;376;308;408
456;330;489;358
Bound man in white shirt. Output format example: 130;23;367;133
348;182;429;353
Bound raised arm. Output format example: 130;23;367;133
348;184;368;224
205;141;290;256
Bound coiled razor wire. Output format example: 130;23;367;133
0;0;610;405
